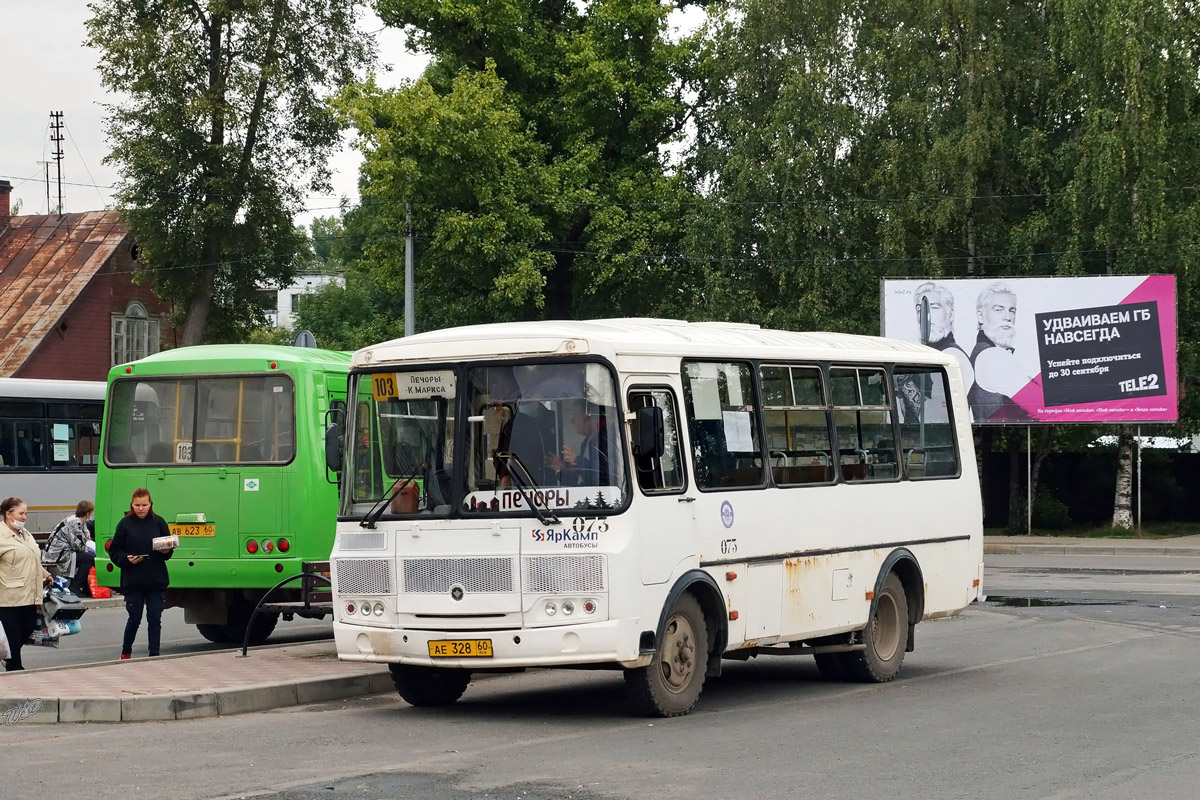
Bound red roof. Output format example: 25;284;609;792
0;211;130;376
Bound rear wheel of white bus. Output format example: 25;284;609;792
390;665;472;707
625;592;708;717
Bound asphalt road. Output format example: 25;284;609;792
16;606;333;669
6;554;1200;799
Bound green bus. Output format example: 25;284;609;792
94;344;350;643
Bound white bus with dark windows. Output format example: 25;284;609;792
0;378;106;534
327;319;984;717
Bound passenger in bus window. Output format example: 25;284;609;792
15;428;42;467
110;488;173;659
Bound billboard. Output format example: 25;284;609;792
880;276;1177;425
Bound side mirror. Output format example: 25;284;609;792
634;405;665;460
324;423;343;474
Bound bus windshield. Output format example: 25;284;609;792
104;375;296;465
343;361;627;518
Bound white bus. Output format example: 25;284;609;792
0;377;106;534
329;319;983;716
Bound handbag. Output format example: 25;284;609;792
0;621;10;660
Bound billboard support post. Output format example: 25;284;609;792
1027;425;1032;534
1137;426;1142;534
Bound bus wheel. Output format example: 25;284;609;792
389;665;471;707
813;653;850;681
846;572;908;683
195;624;229;644
625;592;708;717
226;602;279;645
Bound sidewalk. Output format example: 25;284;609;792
0;641;391;724
985;533;1200;557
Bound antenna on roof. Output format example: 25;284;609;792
50;110;65;215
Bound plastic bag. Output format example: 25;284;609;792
0;622;10;660
87;567;111;599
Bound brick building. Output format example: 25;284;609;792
0;179;177;381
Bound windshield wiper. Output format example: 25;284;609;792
494;451;560;526
360;458;427;529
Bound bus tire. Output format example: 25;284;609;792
846;572;908;683
813;653;850;682
625;592;708;717
194;603;280;644
389;665;471;707
195;623;229;644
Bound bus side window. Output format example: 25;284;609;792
628;389;685;493
893;367;959;479
683;361;764;490
831;366;898;483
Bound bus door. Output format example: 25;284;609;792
626;383;694;585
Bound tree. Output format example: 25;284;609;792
1047;0;1200;528
325;0;707;336
690;0;1200;529
86;0;374;344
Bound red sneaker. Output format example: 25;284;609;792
119;653;131;660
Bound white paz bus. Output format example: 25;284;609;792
0;377;106;534
328;319;983;716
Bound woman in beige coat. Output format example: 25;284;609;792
0;497;52;670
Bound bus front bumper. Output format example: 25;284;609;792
334;617;653;670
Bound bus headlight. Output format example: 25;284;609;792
544;601;557;616
360;603;371;616
583;599;597;615
561;601;575;616
345;602;356;615
372;602;385;616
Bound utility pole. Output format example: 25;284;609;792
36;161;50;215
404;201;415;337
49;111;65;214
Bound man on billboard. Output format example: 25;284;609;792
913;282;974;391
970;282;1032;422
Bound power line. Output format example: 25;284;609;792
63;123;110;209
5;173;1200;213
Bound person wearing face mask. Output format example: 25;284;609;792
109;487;173;659
0;496;54;671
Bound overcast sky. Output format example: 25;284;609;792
0;2;427;225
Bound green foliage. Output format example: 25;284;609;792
245;326;296;346
1032;493;1072;530
684;0;1200;434
320;0;706;337
86;0;374;344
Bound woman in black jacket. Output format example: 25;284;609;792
110;487;173;659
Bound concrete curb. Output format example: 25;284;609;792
2;669;393;724
984;542;1200;557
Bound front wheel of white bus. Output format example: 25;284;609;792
625;592;708;718
390;665;472;707
846;572;909;683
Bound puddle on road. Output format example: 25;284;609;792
986;595;1134;608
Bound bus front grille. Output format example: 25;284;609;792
523;555;607;593
402;558;515;594
333;559;394;595
337;531;387;551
